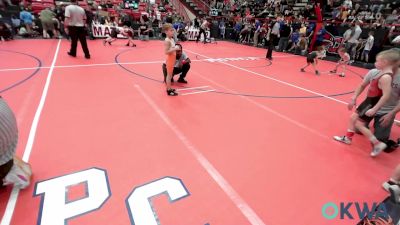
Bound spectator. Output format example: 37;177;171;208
40;7;57;39
139;20;150;41
342;0;352;9
278;19;291;51
266;16;282;60
219;19;226;39
346;20;362;59
361;31;374;63
0;22;11;41
315;24;326;48
386;10;399;25
19;8;33;33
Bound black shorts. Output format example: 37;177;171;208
0;159;13;187
306;56;315;63
356;96;381;123
126;31;133;37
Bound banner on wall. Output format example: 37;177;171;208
186;27;210;41
92;24;127;38
321;31;345;54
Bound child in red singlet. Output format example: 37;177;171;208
163;23;180;96
334;49;400;157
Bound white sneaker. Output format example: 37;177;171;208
333;136;352;144
371;142;387;157
382;180;399;192
3;158;32;189
389;185;400;204
339;73;345;77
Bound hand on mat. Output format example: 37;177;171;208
365;108;377;117
380;112;394;127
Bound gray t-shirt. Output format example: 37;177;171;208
174;52;188;68
348;25;362;43
0;98;18;166
377;71;400;115
65;4;86;27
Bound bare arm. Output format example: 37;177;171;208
348;78;370;110
164;40;177;54
366;75;392;116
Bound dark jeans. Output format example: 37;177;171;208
162;63;190;81
278;37;289;52
266;34;278;59
196;28;207;43
372;114;395;142
0;159;13;187
68;26;90;57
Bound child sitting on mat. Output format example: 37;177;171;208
300;46;325;75
333;49;400;157
330;47;351;77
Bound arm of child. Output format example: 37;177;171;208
348;78;370;110
365;75;392;116
380;99;400;127
164;40;178;54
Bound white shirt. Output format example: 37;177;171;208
348;25;362;43
343;0;352;8
364;35;374;51
65;4;86;27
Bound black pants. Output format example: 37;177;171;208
266;34;277;59
0;159;13;187
162;63;190;81
196;28;206;43
68;26;90;57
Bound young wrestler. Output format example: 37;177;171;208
163;23;180;96
300;46;325;75
103;26;120;46
333;49;400;157
122;25;136;47
330;47;351;77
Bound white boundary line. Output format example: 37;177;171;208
185;49;348;105
0;55;300;73
134;84;266;225
0;39;62;225
176;86;210;91
181;90;215;96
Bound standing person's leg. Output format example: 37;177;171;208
282;37;289;52
266;34;275;59
334;113;359;144
202;29;207;43
68;26;78;57
165;55;177;96
196;28;202;42
178;63;190;82
162;63;167;83
77;27;90;58
253;31;259;46
355;119;387;157
373;113;395;143
311;62;319;75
